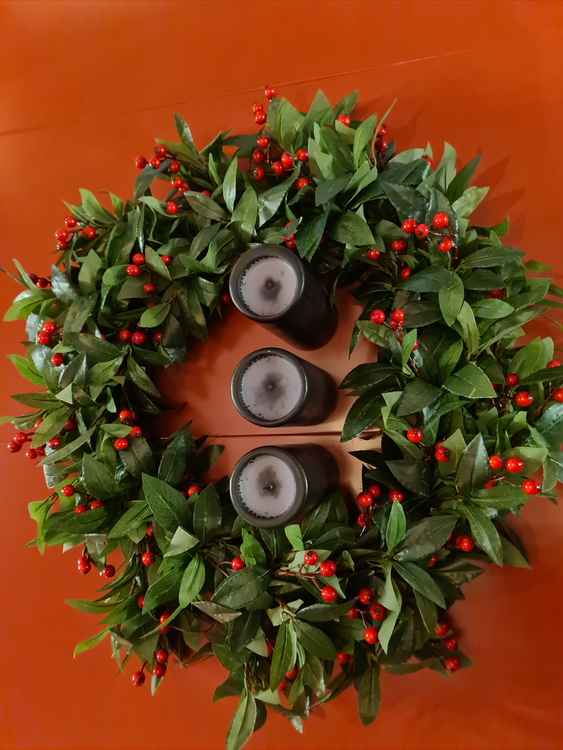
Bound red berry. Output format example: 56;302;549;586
37;332;51;346
135;155;148;170
438;237;454;253
390;308;405;323
358;588;374;605
304;551;319;566
506;456;525;473
36;277;50;289
118;329;132;343
435;445;450;463
406;427;424;444
484;479;497;490
337;114;351;126
231;556;245;571
25;448;37;460
153;663;167;679
514;391;534;408
357;492;373;509
102;564;116;579
336;652;351;666
77;556;91;574
82;226;97;240
489;454;504;471
284;234;297;250
50;352;64;367
455;535;475;553
444;638;458;652
166;201;178;215
296;177;311;189
129;426;142;439
154;145;168;159
186;484;202;497
89;499;104;510
161;255;172;266
547;359;561;368
444;656;461;672
264;85;276;100
256;136;270;149
400;266;412;280
13;431;28;445
200;190;211;198
357;513;368;527
280;152;294;170
319;560;337;577
488;288;505;299
432;212;450;229
368;483;382;499
415;223;430;239
389;489;405;503
131;252;145;266
119;409;133;424
369;603;386;622
41;320;58;334
159;611;172;632
428;554;439;568
346;607;360;620
255;111;267;125
370;309;386;324
296;148;309;162
391;238;407;253
367;248;381;261
402;218;417;234
155;648;169;664
137;594;145;609
145;523;154;538
522;479;541;495
131;669;145;687
149;157;162;170
64;215;78;228
47;436;61;450
127;264;142;277
272;161;284;176
252;166;265;181
505;372;519;387
114;438;129;451
54;229;70;243
553;388;563;402
169;160;181;174
142;282;156;295
74;504;87;514
285;666;299;681
363;626;378;644
435;621;450;638
321;585;338;603
61;484;75;497
7;441;21;454
252;148;266;163
153;331;163;344
131;331;147;346
141;550;155;567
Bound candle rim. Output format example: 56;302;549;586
229;445;308;528
228;244;305;322
231;347;308;427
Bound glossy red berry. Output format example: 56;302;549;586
50;353;64;366
118;329;132;343
438;237;454;253
161;255;172;266
336;652;351;666
271;161;284;176
444;637;458;652
63;417;76;432
119;409;134;424
114;438;129;451
488;454;504;471
370;309;386;324
155;648;169;664
506;456;525;473
363;626;378;645
553;388;563;402
357;588;374;605
154;145;167;159
131;331;147;346
296;177;311;189
141;550;155;567
367;484;382;499
369;603;386;622
82;226;97;240
432;212;450;229
402;218;417;234
7;441;21;454
390;308;405;324
455;535;475;553
102;564;116;579
444;656;461;672
357;513;368;527
296;148;309;162
143;282;156;295
320;585;338;603
547;359;561;368
484;479;497;490
337;113;351;126
131;669;145;687
252;166;265;181
435;621;450;638
280;152;294;170
37;332;52;346
264;85;276;100
522;479;541;495
153;663;167;679
256;135;270;149
137;594;145;609
130;426;142;439
159;611;172;633
64;215;78;228
505;372;519;387
169;159;181;174
406;428;424;444
252;148;266;163
131;252;145;266
74;504;87;514
153;331;163;344
346;606;360;620
186;484;202;497
400;266;412;280
36;277;50;289
488;288;505;299
255;111;267;125
231;556;245;571
89;499;104;510
166;201;179;215
389;489;405;503
77;556;91;575
427;554;439;568
367;248;381;261
127;264;142;277
41;320;58;335
304;550;319;566
434;445;450;463
357;492;374;509
149;157;162;170
61;484;75;497
514;391;534;408
415;223;430;240
47;436;61;450
390;239;407;253
319;560;337;577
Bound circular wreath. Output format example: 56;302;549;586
4;87;563;750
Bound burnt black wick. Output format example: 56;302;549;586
258;466;279;497
261;277;281;300
263;481;277;493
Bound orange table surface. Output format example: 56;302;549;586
1;2;563;749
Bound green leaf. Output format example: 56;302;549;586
107;501;151;538
269;621;297;690
178;554;206;607
445;363;496;399
455;302;480;355
186;191;228;221
500;536;530;568
139;302;170;329
297;602;352;622
458;504;502;564
386;501;406;550
231;187;258;240
223;156;239;213
472;299;514;319
395;516;457;561
356;661;380;725
414;591;438;634
402;267;453;293
284;524;304;551
226;691;257;750
41;426;96;465
257;170;297;226
82;454;118;499
447;155;481;202
295;620;336;660
296;211;329;261
143;569;182;612
7;354;42;386
396;380;441;416
341;391;380;442
459;246;513;270
340;364;400;394
452;185;489;219
330;212;375;246
535;404;563;448
158;428;193;485
353;115;377;167
192;485;222;542
456;434;489;493
73;629;109;658
240;529;267;567
127;356;161;399
394;561;446;608
386;458;430;496
142;473;189;532
164;527;200;557
214;568;266;610
439;272;464;327
510;338;552;378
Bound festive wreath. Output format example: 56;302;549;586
4;87;563;750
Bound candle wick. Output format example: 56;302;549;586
263;481;277;493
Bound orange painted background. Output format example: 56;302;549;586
1;2;563;749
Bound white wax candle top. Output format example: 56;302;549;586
239;256;299;317
236;454;299;518
240;354;304;422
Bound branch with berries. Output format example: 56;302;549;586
2;86;563;750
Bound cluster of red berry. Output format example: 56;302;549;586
434;617;462;672
502;366;563;407
355;483;405;528
342;586;388;647
76;548;115;579
487;453;542;495
131;647;169;687
6;412;77;459
126;251;171;297
53;215;97;254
